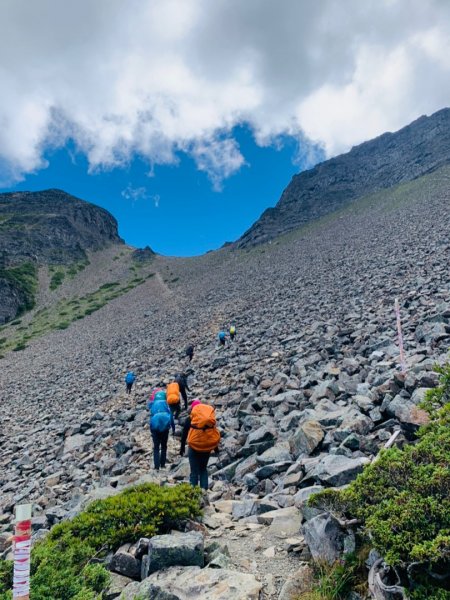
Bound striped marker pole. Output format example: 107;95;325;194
395;298;407;373
13;504;32;600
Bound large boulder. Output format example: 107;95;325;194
305;455;368;487
256;443;292;466
142;532;204;577
110;544;141;580
303;513;346;563
290;420;324;458
258;506;302;537
120;566;262;599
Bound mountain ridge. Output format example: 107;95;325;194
237;107;450;247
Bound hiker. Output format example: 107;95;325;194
148;388;165;405
218;331;226;347
229;325;236;341
167;380;182;420
186;344;194;362
180;399;220;490
125;371;136;394
175;373;190;410
149;391;175;470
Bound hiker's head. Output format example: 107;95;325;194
191;399;201;410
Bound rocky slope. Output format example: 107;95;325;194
0;165;449;597
238;107;450;248
0;189;124;323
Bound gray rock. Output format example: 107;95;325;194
290;420;324;458
121;566;262;599
303;513;346;563
110;544;141;580
144;532;204;576
306;455;369;487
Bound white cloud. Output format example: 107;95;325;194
0;0;448;186
121;184;148;202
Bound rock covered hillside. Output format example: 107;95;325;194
0;164;449;597
238;107;450;248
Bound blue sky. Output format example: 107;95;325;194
0;127;324;256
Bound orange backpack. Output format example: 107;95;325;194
167;382;180;405
187;404;221;452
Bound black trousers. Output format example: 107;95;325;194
126;382;133;394
188;447;210;490
179;387;188;409
151;430;169;469
169;402;181;420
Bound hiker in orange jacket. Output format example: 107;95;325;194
180;399;220;490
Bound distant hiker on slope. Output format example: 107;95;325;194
175;373;190;410
218;331;226;347
229;325;236;341
167;380;182;420
125;371;136;394
180;399;220;490
185;344;194;362
149;391;175;470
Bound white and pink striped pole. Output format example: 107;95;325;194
13;504;32;600
394;298;407;373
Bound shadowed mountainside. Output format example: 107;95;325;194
237;107;450;248
0;189;124;323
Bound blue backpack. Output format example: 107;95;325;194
218;331;226;341
125;372;135;384
150;400;171;432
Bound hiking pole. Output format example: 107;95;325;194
394;298;406;373
13;504;32;600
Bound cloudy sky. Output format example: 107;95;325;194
0;0;449;253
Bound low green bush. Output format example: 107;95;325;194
0;483;202;600
0;262;37;314
12;342;27;351
50;269;65;290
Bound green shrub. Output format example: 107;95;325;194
50;269;65;290
0;262;37;314
99;282;120;290
0;561;12;595
50;483;202;550
12;342;27;351
0;483;201;600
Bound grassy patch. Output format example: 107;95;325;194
0;271;155;357
0;483;201;600
298;551;368;600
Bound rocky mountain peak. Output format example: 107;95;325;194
237;107;450;248
0;188;123;265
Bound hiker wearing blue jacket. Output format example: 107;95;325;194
150;394;175;470
125;371;136;394
218;331;226;347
